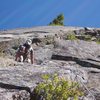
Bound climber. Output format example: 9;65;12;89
15;39;34;64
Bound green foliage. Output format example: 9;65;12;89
96;41;100;44
33;73;84;100
96;38;100;44
49;14;64;26
84;35;92;41
67;34;77;40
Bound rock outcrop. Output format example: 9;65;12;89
0;26;100;100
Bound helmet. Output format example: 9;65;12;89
26;39;32;45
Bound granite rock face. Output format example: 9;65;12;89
0;26;100;100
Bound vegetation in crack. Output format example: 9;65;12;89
33;73;84;100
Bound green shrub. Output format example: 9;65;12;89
96;37;100;44
96;40;100;44
84;35;92;41
33;73;84;100
67;34;77;40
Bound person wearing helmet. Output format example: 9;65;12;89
15;39;34;64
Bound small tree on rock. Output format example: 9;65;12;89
49;14;64;26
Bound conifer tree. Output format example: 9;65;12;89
49;14;64;26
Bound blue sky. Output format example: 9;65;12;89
0;0;100;29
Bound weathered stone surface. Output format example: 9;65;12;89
53;40;100;69
0;26;100;100
0;89;30;100
0;60;99;100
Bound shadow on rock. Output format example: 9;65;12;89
51;55;100;69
